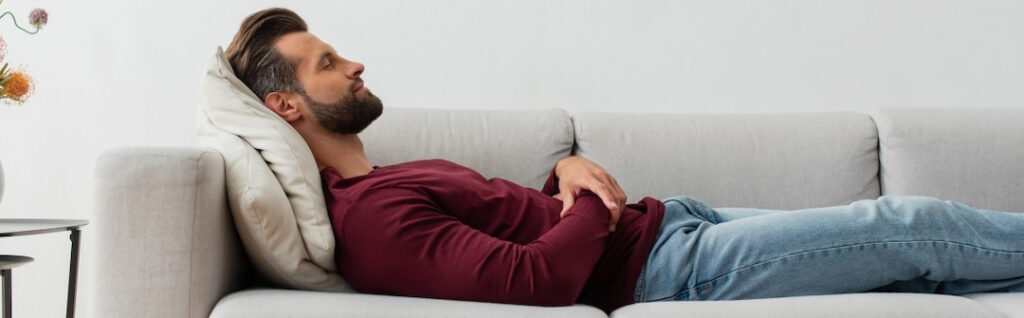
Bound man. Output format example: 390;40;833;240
224;8;1024;313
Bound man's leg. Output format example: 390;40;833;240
636;195;1024;302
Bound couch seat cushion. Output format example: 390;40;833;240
211;289;606;318
610;293;1004;318
963;293;1024;318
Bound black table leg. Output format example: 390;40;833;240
66;229;80;318
3;268;11;318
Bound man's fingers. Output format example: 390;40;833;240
589;182;626;232
559;193;575;218
559;184;577;218
592;183;617;210
608;209;621;232
604;176;627;210
606;186;622;233
595;174;626;210
610;177;627;206
588;182;622;224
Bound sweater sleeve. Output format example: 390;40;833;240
540;164;560;196
338;187;609;306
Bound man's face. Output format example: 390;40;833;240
275;32;383;134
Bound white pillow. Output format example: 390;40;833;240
197;47;351;291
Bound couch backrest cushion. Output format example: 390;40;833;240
572;111;880;209
197;47;350;291
359;107;574;189
877;108;1024;212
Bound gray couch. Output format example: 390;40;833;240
90;107;1024;317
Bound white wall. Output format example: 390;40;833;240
0;0;1022;316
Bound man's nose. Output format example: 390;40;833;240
348;61;365;78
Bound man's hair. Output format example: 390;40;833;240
225;8;308;101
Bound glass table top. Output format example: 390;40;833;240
0;219;89;237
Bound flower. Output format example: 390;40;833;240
1;71;32;102
0;64;33;104
28;8;46;29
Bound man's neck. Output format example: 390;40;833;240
308;133;373;179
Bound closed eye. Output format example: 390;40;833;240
319;51;334;71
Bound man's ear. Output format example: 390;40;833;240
264;92;302;122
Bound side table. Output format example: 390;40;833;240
0;219;87;318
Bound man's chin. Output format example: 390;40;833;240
350;101;383;134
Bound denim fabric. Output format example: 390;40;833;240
634;195;1024;303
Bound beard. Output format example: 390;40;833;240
304;88;383;135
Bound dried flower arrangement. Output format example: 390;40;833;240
0;0;46;104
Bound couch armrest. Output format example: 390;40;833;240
91;147;248;318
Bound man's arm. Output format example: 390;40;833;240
543;156;628;232
338;187;611;306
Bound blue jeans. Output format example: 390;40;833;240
634;195;1024;302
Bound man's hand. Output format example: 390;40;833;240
552;156;627;232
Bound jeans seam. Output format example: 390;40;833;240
672;239;1024;301
634;263;647;302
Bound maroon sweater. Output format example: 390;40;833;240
321;159;664;312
